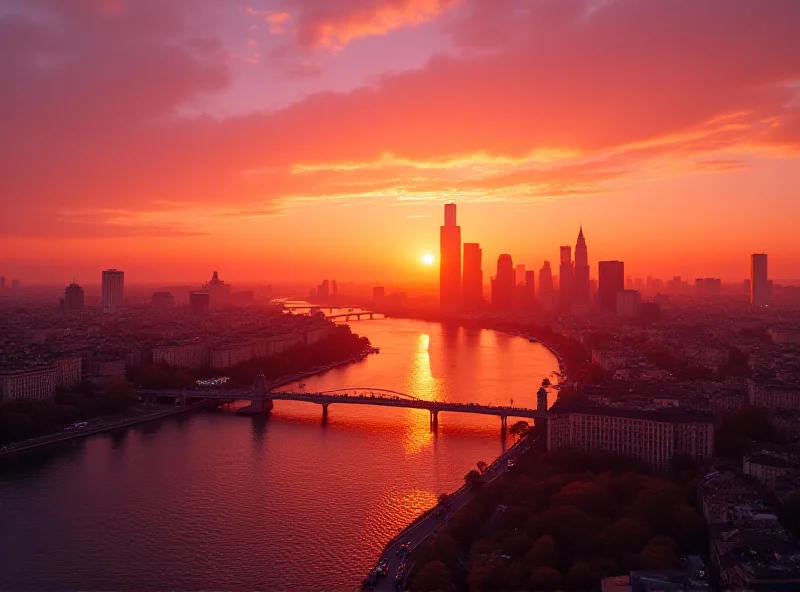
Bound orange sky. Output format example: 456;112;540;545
2;0;800;285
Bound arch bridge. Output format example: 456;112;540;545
137;380;549;433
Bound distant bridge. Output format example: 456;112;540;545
279;304;380;321
137;378;549;432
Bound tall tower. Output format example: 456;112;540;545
462;242;483;310
751;254;769;307
598;261;625;310
101;269;124;313
573;226;590;306
539;261;555;310
491;254;515;311
559;246;573;310
63;282;85;312
439;203;462;309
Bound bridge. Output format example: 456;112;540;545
278;304;380;321
137;375;550;432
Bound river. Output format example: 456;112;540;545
0;317;559;590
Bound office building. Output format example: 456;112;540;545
151;291;175;309
207;271;231;310
331;280;338;297
101;269;124;313
61;282;85;312
491;254;514;311
572;226;590;306
372;286;386;302
538;261;555;310
547;402;714;469
462;243;483;310
189;291;210;314
317;279;330;299
11;279;21;290
559;246;573;309
751;253;769;307
0;367;56;402
439;203;461;309
597;260;625;310
514;264;525;286
617;289;642;318
524;270;536;307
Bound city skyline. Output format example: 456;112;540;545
2;0;800;283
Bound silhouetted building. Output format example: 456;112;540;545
524;270;536;308
514;264;526;286
597;260;624;310
462;242;483;310
101;269;124;313
573;226;590;306
372;286;385;302
559;246;573;309
318;279;330;299
491;254;514;311
751;253;769;307
696;278;722;295
440;203;461;309
640;301;661;323
11;279;21;290
206;271;231;310
617;289;642;317
0;277;5;290
331;280;337;297
189;291;210;314
151;291;175;309
61;282;85;312
231;291;254;307
539;261;555;310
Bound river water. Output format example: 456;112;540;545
0;318;558;590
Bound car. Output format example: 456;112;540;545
506;459;515;469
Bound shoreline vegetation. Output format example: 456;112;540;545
0;325;372;448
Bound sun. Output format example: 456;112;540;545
422;253;435;265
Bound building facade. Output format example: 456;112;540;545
54;356;82;389
538;261;555;310
62;283;85;312
751;253;769;307
439;203;461;309
559;246;573;310
597;260;625;310
491;254;514;311
0;367;56;402
572;227;590;306
102;269;124;313
462;242;483;310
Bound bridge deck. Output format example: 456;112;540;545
136;389;547;418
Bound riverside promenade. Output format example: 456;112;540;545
366;435;539;591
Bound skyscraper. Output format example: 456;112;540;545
62;282;85;312
462;242;483;310
207;271;231;310
573;227;590;306
524;270;536;307
539;261;555;310
491;254;514;311
515;264;526;286
102;269;124;313
559;246;573;309
440;203;461;309
598;261;625;310
751;253;769;307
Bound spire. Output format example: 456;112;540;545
578;225;584;240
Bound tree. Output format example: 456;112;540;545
465;469;483;490
412;560;456;592
102;381;137;413
530;566;562;591
716;405;785;460
779;493;800;537
639;536;680;569
477;460;488;474
509;421;530;440
438;492;450;507
527;534;559;568
567;560;593;592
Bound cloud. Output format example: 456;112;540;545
284;0;460;50
3;0;800;238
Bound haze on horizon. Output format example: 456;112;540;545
2;0;800;285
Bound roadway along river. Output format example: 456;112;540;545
0;318;559;590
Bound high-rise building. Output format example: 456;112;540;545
207;271;231;310
318;279;330;299
514;264;526;286
440;203;461;309
573;227;590;306
61;282;85;312
491;254;515;311
189;291;210;314
559;246;573;309
11;279;20;290
751;253;769;307
462;243;483;310
372;286;386;301
101;269;124;313
539;261;555;310
524;270;536;307
597;261;625;310
617;289;642;317
0;277;5;290
332;280;338;297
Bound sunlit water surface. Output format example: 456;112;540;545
0;318;558;590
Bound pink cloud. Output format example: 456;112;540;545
3;0;800;239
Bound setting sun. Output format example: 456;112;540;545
422;253;435;265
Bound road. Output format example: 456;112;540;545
367;435;539;591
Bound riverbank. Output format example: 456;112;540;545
1;348;380;459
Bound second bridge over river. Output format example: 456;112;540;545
138;376;550;432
